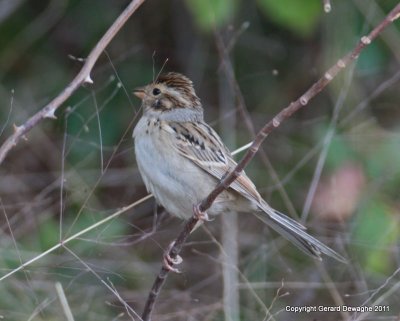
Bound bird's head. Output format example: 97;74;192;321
134;72;203;121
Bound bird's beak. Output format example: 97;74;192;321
133;87;146;100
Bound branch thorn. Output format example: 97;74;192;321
84;74;94;85
44;109;57;119
361;36;371;45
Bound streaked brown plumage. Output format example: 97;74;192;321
133;72;346;263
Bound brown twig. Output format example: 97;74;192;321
201;4;400;213
141;213;200;320
215;29;298;218
0;0;146;165
141;3;400;321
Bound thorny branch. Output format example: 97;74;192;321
141;4;400;321
0;0;146;164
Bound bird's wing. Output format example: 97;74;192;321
164;121;262;203
162;121;347;262
164;121;307;230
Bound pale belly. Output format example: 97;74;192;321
133;118;233;219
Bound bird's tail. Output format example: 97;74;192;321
256;200;347;263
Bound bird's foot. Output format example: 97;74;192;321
193;204;212;222
163;241;183;273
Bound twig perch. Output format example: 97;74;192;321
0;0;146;165
141;4;400;321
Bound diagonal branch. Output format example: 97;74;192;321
0;0;146;165
141;3;400;321
201;8;400;213
0;194;153;282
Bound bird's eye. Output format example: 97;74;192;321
152;88;161;96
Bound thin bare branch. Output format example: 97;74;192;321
141;4;400;320
0;0;146;165
200;3;400;213
0;194;152;282
55;282;75;321
215;29;298;218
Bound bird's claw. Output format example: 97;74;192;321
163;241;183;273
193;204;212;221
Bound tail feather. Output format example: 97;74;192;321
256;201;347;263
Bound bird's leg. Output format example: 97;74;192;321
163;205;212;273
193;204;212;222
163;241;183;273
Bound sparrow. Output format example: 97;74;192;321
133;72;346;265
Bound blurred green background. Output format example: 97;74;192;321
1;0;400;320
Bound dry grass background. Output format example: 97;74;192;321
1;0;400;320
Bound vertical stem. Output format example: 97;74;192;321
219;69;240;321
